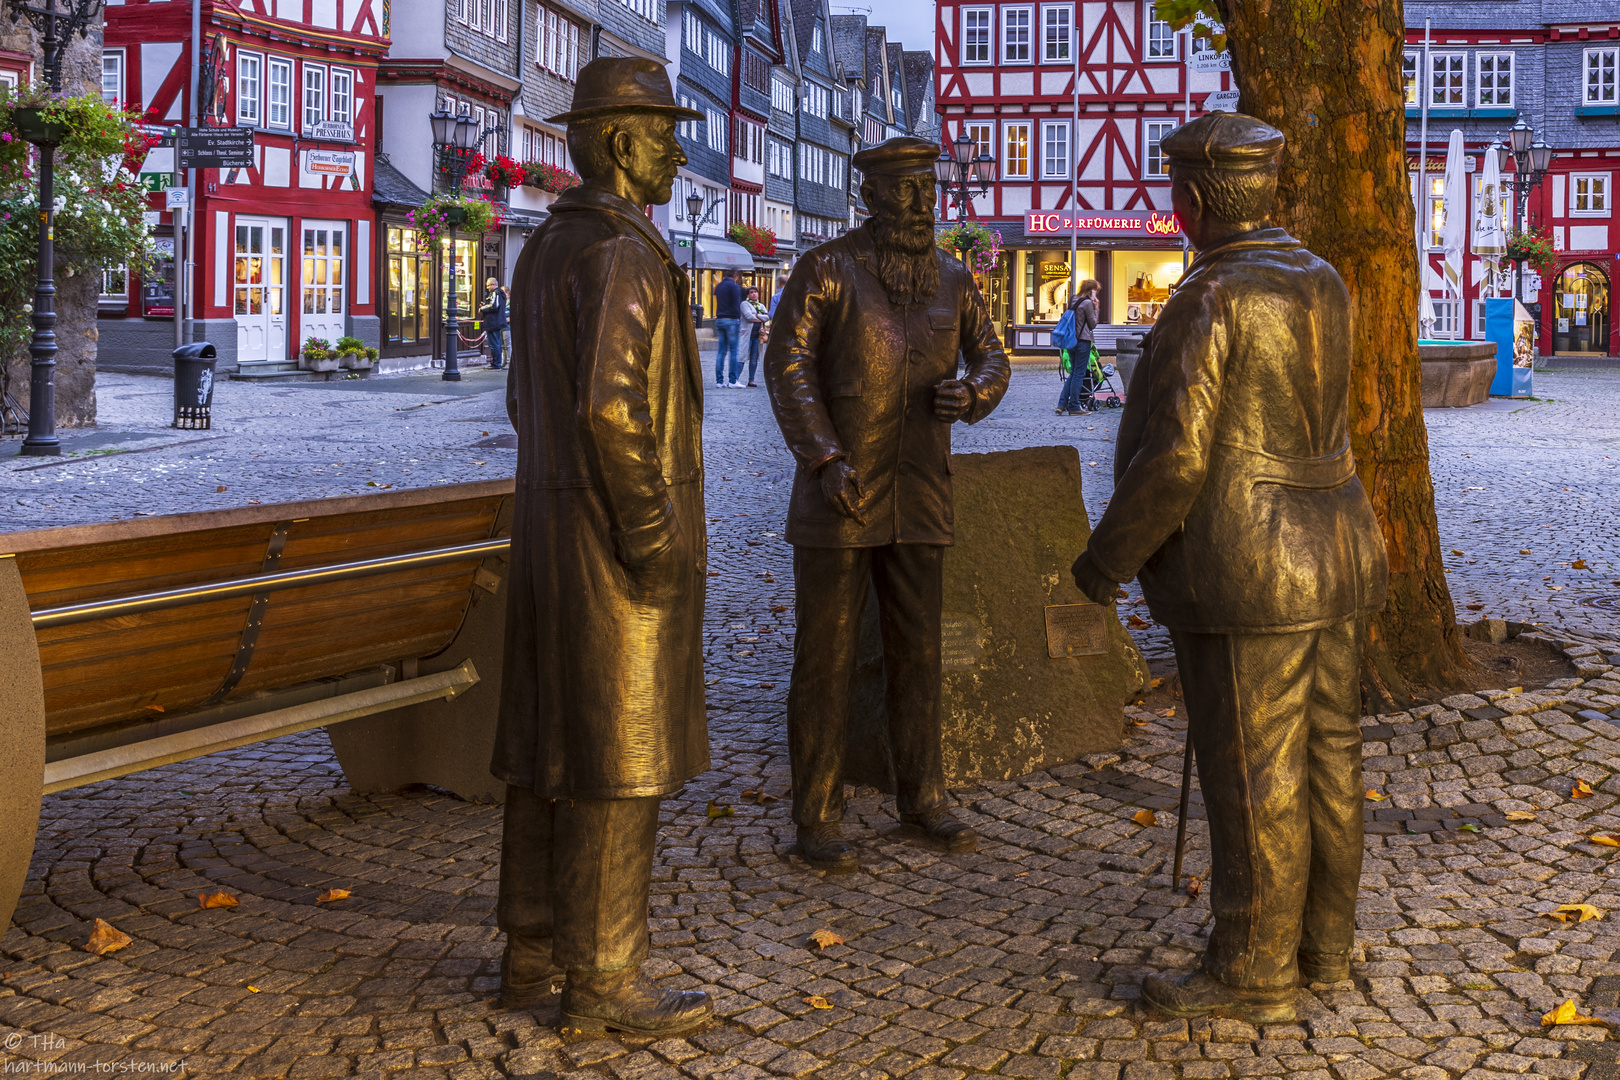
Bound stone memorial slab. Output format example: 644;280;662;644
845;445;1148;790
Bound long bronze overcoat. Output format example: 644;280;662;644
764;222;1010;548
1084;227;1388;634
492;185;709;800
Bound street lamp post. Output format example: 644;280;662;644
1491;119;1555;304
682;189;723;321
8;0;105;457
430;107;481;382
934;132;995;266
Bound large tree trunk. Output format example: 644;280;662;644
1215;0;1474;699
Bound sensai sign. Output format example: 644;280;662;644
1024;211;1184;238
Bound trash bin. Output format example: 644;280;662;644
172;342;218;430
1113;334;1144;393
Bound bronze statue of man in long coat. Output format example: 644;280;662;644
490;57;712;1037
1071;113;1388;1023
765;137;1010;871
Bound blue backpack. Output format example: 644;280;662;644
1051;308;1080;350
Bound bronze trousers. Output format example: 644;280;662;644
496;785;659;973
787;544;948;826
1171;618;1363;990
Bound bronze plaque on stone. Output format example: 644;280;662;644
941;615;984;669
1044;604;1109;658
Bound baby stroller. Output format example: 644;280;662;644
1058;344;1124;411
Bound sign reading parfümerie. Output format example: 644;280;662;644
1025;210;1184;239
177;127;256;169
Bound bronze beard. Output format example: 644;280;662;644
869;213;940;307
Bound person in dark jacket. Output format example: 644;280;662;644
493;56;712;1037
713;270;744;386
1056;280;1100;414
1070;113;1387;1024
764;137;1011;871
480;277;510;369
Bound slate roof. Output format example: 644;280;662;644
372;155;431;209
830;14;868;88
902;51;934;135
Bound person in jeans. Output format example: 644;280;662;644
481;276;510;369
1056;279;1101;414
713;270;743;387
740;286;768;386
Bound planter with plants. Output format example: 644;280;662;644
936;220;1003;274
407;194;500;247
486;155;525;189
523;161;582;194
1505;228;1557;277
301;336;339;372
335;335;372;370
727;221;777;258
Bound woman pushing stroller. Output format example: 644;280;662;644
1053;279;1101;415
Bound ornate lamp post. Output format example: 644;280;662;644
1491;119;1556;303
682;189;723;320
934;133;996;270
9;0;106;456
430;106;481;382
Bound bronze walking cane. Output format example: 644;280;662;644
1172;735;1194;891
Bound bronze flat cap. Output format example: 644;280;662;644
852;136;941;177
546;57;704;124
1161;112;1284;169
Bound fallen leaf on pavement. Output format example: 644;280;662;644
1130;715;1149;726
1156;707;1176;718
1150;677;1165;690
1545;904;1604;924
771;605;788;613
705;801;734;819
316;888;350;902
1127;615;1150;628
1115;589;1128;598
1505;810;1537;821
1520;549;1533;555
1543;999;1606;1026
247;985;261;993
1185;877;1201;899
740;788;779;805
216;485;228;493
1572;559;1589;569
1132;809;1157;827
1459;823;1481;833
804;996;833;1009
1466;604;1484;611
1590;835;1620;847
199;891;240;909
1451;549;1464;556
1366;789;1388;801
809;929;845;950
1572;779;1595;799
84;918;132;955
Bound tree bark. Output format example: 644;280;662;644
1215;0;1473;698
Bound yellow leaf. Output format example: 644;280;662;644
1520;549;1532;555
216;485;228;493
1507;686;1524;694
803;995;833;1010
83;918;132;956
1547;904;1604;924
1572;779;1595;799
246;985;261;993
1542;998;1606;1026
315;888;350;902
1149;677;1165;690
1590;834;1620;847
1130;715;1149;726
1127;615;1150;628
706;801;735;819
1132;809;1158;827
1186;877;1202;899
809;928;845;950
198;891;240;909
1572;559;1588;570
1505;810;1537;821
1155;707;1176;719
1450;549;1464;556
143;704;165;713
1366;789;1388;801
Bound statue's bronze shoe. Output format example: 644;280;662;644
798;823;859;871
561;967;713;1036
1141;971;1296;1024
900;807;978;853
498;935;565;1008
1298;950;1351;984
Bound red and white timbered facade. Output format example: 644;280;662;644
104;0;386;371
935;0;1230;340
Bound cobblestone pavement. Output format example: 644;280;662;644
0;367;1618;1079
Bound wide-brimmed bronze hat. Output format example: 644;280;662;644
546;57;704;124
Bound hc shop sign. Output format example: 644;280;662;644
1024;211;1184;238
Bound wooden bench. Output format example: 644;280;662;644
0;480;516;929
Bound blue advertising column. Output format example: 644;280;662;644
1484;298;1534;397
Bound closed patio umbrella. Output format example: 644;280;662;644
1440;129;1468;306
1473;147;1506;297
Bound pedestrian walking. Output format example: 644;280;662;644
767;280;785;318
1055;280;1100;414
713;269;743;387
480;277;510;369
741;286;767;387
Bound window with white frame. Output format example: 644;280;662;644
1041;120;1069;179
962;8;992;64
236;52;261;125
101;264;127;302
329;68;352;126
1002;7;1031;63
538;6;581;81
706;107;727;154
1003;121;1030;179
1572;174;1610;216
1587;49;1618;105
100;50;123;105
1144;120;1176;178
812;21;823;55
494;0;509;41
1477;52;1513;107
772;76;795;113
1146;16;1176;59
768;138;793;179
1041;5;1071;63
1402;50;1418;106
1430;299;1460;338
1428;52;1464;106
1411;173;1446;248
802;81;829;118
302;64;325;131
616;0;653;22
267;58;292;129
1472;299;1487;338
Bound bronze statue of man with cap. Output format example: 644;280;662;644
490;57;712;1035
764;136;1011;871
1070;112;1387;1022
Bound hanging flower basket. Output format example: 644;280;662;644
727;221;777;257
407;194;500;246
1505;229;1557;277
937;220;1002;274
485;155;526;188
12;107;63;146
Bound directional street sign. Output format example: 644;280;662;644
176;127;256;169
1203;89;1241;112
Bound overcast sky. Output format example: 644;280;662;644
832;1;936;56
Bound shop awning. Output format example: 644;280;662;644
694;238;756;270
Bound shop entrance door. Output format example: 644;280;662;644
1552;263;1610;355
233;217;287;363
300;220;347;347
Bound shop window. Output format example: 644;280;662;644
1116;255;1184;326
387;225;433;347
1552;263;1609;354
1572;174;1610;217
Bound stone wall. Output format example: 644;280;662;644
0;17;106;429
